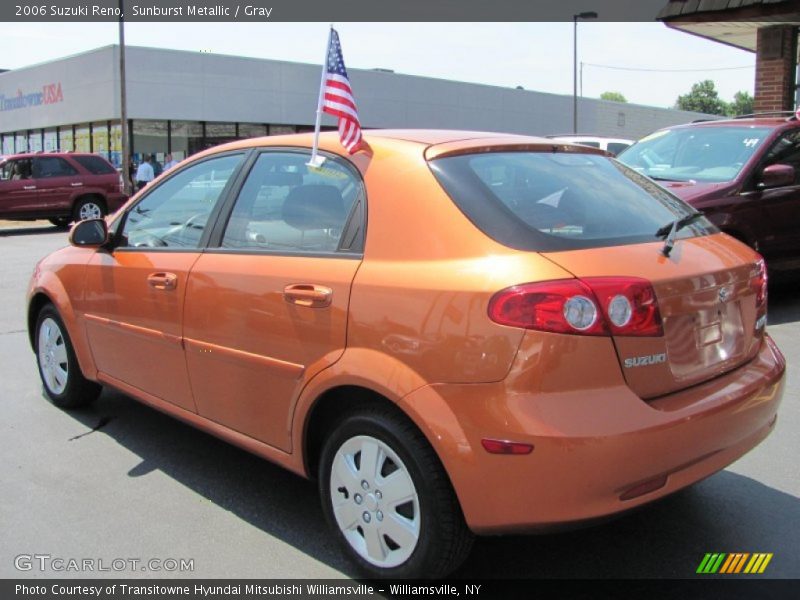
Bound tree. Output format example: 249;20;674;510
675;80;728;115
727;91;754;117
600;91;627;103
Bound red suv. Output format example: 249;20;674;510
617;116;800;274
0;152;127;227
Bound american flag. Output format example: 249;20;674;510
322;29;363;154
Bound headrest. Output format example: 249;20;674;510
282;185;346;231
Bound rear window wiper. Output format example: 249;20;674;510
656;212;705;257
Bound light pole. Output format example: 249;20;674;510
118;0;131;194
573;11;597;134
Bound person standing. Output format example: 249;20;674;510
151;154;163;178
163;153;178;171
127;157;136;191
135;155;154;191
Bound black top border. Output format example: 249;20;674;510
4;0;682;23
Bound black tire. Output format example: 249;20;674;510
73;197;107;222
48;217;70;229
34;304;101;409
319;404;473;578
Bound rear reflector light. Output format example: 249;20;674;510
481;439;534;455
750;258;767;317
619;474;668;501
488;277;662;337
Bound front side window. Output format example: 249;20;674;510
618;126;770;183
119;153;243;249
430;151;716;252
759;129;800;185
221;151;363;253
1;159;33;180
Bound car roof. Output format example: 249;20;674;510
547;134;634;143
204;129;609;162
3;152;101;160
664;117;797;130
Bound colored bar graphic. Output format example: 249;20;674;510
699;552;773;574
734;553;749;573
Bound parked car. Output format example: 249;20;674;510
617;116;800;273
547;134;633;156
28;130;785;578
0;152;127;227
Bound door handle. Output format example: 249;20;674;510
147;272;178;291
23;185;36;190
71;182;83;187
283;284;332;308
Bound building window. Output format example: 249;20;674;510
92;121;110;160
132;119;169;163
43;129;58;152
169;120;204;161
75;124;91;152
110;122;123;167
238;123;268;138
59;126;74;152
28;130;43;153
269;124;297;136
1;134;14;154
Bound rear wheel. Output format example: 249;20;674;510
35;305;101;408
319;405;473;578
73;197;106;222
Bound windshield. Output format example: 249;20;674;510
618;126;771;183
430;151;716;252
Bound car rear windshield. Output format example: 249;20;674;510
429;151;717;252
617;126;772;183
72;155;116;175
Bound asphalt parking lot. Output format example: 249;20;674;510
1;222;798;580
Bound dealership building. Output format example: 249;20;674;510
0;45;711;167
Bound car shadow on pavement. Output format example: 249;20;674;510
455;472;799;578
768;278;800;325
61;389;799;579
0;224;67;237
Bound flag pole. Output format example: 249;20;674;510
308;25;333;168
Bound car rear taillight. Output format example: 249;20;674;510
584;277;663;337
750;258;767;329
488;277;663;337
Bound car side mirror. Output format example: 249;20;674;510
758;163;795;189
69;218;109;247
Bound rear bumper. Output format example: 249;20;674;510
405;335;785;534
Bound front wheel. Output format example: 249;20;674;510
319;406;473;578
35;305;101;408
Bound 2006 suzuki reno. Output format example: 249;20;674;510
28;130;785;578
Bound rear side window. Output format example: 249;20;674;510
429;151;716;252
33;157;78;178
220;151;363;254
72;155;116;175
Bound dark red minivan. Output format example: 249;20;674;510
618;116;800;274
0;152;127;226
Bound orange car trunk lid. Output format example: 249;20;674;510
542;235;765;399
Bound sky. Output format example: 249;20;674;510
0;22;756;109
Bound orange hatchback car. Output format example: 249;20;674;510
28;131;785;578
